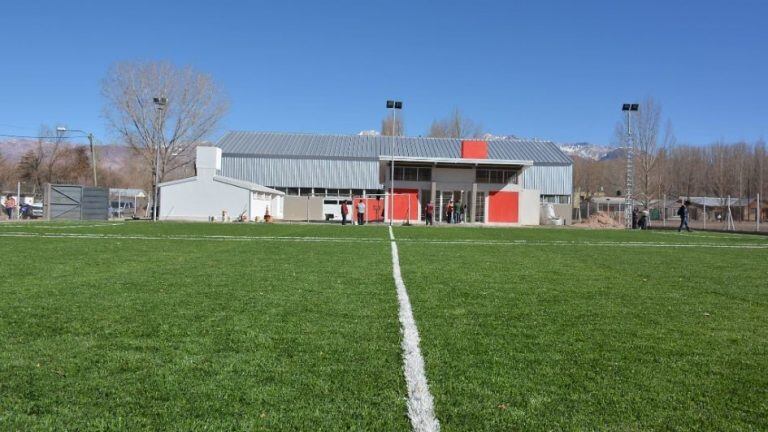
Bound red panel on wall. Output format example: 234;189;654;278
353;197;385;222
488;191;519;223
386;188;420;221
461;140;488;159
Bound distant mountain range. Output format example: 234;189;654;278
484;135;622;161
0;138;131;170
558;142;626;161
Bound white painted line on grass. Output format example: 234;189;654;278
388;226;440;432
1;231;767;250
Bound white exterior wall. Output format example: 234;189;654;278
518;189;541;225
160;179;250;221
251;193;284;220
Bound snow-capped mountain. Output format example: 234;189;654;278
558;142;616;161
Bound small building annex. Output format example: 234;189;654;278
159;146;284;222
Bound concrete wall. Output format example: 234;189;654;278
519;189;540;225
283;196;324;221
553;203;572;224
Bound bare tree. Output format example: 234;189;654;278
102;61;229;213
428;108;483;138
381;114;405;136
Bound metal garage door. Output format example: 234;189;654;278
46;184;109;221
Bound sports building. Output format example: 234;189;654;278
215;131;573;225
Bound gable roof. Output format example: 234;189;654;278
158;175;284;195
217;131;572;165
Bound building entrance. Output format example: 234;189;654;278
437;190;469;223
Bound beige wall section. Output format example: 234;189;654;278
432;167;475;185
283;196;324;221
518;189;541;226
552;204;572;224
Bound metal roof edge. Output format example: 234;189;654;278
213;176;285;195
379;155;533;166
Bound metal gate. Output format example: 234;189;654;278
45;184;109;221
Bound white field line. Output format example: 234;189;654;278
1;231;767;249
648;230;767;241
388;226;440;432
0;223;124;229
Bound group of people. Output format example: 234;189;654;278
339;198;467;226
631;201;693;232
339;200;367;226
631;207;650;230
443;200;467;224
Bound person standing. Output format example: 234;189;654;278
446;200;454;224
631;207;639;229
454;201;462;223
356;199;366;225
4;195;16;220
677;200;692;232
340;200;349;226
425;201;434;226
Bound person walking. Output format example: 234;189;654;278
677;200;692;232
340;200;349;226
425;201;434;226
356;199;366;225
4;195;16;220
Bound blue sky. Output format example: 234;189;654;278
0;0;766;146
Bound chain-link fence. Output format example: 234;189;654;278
574;195;767;232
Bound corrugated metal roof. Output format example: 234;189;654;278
217;131;572;165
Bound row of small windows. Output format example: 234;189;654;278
271;188;384;197
393;166;432;182
475;169;518;184
392;166;520;184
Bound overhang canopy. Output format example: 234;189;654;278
378;155;533;167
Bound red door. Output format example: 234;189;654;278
488;191;519;223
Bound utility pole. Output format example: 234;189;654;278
152;96;168;221
56;127;98;186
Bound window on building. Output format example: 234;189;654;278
476;169;518;184
475;192;486;222
393;166;432;182
286;188;299;196
541;195;571;204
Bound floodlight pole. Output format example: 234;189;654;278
390;108;396;226
387;100;402;226
622;104;638;229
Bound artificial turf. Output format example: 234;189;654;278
1;221;766;430
0;224;406;430
396;227;768;431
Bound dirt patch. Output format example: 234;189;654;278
577;211;624;229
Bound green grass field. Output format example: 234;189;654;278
1;221;766;430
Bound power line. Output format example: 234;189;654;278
0;133;89;139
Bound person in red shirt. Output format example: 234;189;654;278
425;201;434;226
340;201;349;225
